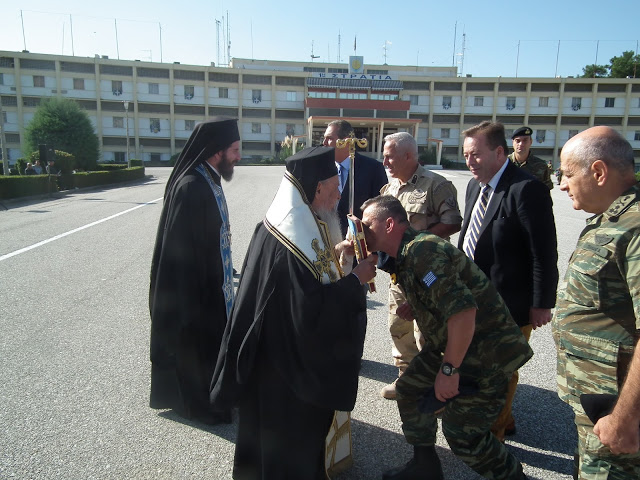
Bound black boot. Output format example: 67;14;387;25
382;446;443;480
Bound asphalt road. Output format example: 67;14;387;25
0;166;588;479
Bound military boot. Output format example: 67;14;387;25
382;445;443;480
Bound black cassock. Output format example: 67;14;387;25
149;167;229;421
211;222;367;479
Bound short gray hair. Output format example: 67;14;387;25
384;132;418;156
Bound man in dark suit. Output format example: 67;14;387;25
322;120;388;235
458;121;558;442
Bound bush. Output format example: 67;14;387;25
15;158;27;175
96;163;128;171
0;174;56;199
25;97;100;171
0;166;145;199
130;159;143;167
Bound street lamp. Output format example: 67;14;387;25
123;100;130;168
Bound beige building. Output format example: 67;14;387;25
1;50;639;167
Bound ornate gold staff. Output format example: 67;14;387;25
336;132;375;292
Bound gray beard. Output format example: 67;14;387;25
315;207;344;247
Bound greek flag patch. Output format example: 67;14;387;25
422;271;437;287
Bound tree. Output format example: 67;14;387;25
580;64;609;78
25;98;100;171
609;50;640;78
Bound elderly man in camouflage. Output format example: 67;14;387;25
554;126;640;479
379;132;462;400
509;126;554;190
361;195;532;480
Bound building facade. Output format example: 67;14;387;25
1;50;639;166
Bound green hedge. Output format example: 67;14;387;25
96;163;128;171
0;166;145;200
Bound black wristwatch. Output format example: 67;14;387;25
441;362;459;376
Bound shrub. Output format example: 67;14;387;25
0;175;56;199
96;163;128;171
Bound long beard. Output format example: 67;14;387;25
316;207;344;247
218;151;235;181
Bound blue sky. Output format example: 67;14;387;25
2;0;638;78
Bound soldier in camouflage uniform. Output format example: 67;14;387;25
508;126;554;190
379;132;462;400
361;195;532;480
553;126;640;479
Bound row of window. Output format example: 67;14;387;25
105;116;298;135
437;128;640;142
12;76;634;110
430;95;622;109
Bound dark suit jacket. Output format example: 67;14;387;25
457;161;558;326
337;152;388;235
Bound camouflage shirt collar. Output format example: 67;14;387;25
598;183;640;223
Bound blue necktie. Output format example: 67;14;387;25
465;185;491;260
338;164;348;192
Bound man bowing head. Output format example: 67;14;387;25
211;146;377;479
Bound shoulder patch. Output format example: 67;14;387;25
422;271;437;287
594;234;613;246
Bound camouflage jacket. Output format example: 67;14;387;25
380;165;462;234
553;183;640;399
508;152;553;190
394;228;532;375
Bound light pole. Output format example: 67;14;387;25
123;100;130;168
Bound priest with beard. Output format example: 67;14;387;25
210;146;378;479
149;117;240;424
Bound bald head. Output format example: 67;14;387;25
560;126;637;214
562;126;635;175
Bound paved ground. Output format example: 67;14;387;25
0;166;586;479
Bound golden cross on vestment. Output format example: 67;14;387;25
336;132;368;215
311;238;338;282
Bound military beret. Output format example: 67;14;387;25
512;126;532;139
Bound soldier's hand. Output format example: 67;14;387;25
434;371;459;402
593;414;640;455
395;303;414;321
352;254;377;284
529;307;551;329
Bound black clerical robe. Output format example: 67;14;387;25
210;222;367;479
149;166;231;421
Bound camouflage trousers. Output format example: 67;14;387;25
396;349;523;479
554;328;640;479
388;283;425;373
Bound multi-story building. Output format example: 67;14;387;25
1;50;639;167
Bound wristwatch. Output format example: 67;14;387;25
440;362;459;376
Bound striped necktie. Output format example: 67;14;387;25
464;185;491;260
338;164;348;192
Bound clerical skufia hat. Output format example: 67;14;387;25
285;146;337;203
511;126;532;139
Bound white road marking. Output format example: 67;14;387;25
0;197;163;262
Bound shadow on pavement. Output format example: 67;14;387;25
359;359;398;384
157;409;237;443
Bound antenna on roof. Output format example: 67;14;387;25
311;41;320;61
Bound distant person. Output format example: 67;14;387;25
378;132;462;400
24;163;36;175
322;119;388;235
33;160;43;174
508;126;554;189
210;147;377;479
360;195;532;480
459;121;558;441
554;126;640;479
46;160;59;175
149;117;241;424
